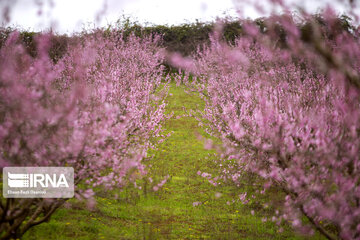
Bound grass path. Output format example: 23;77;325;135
24;82;325;239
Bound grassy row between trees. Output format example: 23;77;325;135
23;81;326;239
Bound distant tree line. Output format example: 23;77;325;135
0;14;356;64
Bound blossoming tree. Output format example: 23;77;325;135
0;30;168;239
173;4;360;239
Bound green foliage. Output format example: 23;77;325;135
0;27;70;63
20;31;37;57
116;18;243;55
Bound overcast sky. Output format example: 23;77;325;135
1;0;356;34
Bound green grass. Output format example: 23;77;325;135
23;82;325;240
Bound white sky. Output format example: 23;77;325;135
1;0;357;34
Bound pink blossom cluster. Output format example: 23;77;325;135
197;170;219;186
153;175;170;191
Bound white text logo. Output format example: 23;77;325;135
8;172;69;188
3;167;74;198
